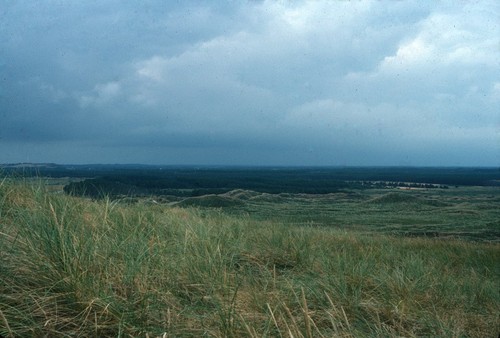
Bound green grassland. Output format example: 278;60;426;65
57;166;500;242
0;179;499;337
193;186;500;242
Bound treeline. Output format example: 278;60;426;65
62;167;497;199
3;165;499;199
3;165;499;186
63;171;352;199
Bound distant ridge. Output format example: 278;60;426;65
2;164;500;187
0;163;60;168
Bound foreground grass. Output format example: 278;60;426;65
0;180;499;337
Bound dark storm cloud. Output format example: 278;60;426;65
1;0;498;165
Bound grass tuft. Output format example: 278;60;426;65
0;181;498;337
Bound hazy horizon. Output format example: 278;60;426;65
1;1;499;166
2;162;498;170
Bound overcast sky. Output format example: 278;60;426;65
1;1;499;166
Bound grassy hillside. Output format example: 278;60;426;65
173;187;500;242
0;180;499;337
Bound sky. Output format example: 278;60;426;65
1;1;499;166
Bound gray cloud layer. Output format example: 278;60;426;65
1;1;499;165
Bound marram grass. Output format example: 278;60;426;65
0;180;498;337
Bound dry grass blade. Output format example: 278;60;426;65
301;288;312;338
267;303;284;338
282;303;301;338
0;309;14;338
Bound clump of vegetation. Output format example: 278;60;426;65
367;192;449;207
175;195;245;208
1;180;499;337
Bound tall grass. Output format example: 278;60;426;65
0;180;498;337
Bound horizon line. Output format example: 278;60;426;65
1;162;498;169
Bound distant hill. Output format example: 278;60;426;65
0;162;61;169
